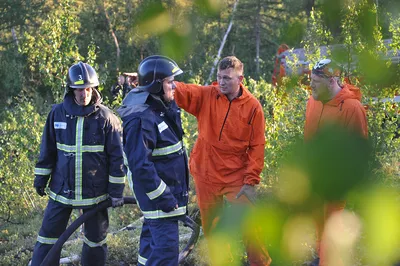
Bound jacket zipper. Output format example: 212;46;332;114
219;101;232;141
248;108;256;124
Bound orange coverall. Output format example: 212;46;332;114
175;81;271;265
304;83;368;266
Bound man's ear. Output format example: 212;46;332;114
238;75;244;83
329;77;336;86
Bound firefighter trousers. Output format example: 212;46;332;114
31;199;109;266
137;218;180;265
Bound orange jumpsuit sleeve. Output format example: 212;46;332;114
174;81;208;117
344;105;368;139
244;104;266;185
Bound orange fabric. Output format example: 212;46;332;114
304;83;368;141
304;84;367;266
194;178;271;266
315;202;346;266
174;81;265;186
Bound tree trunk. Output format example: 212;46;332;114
11;27;19;48
100;0;120;73
255;0;261;77
206;0;239;85
305;0;315;16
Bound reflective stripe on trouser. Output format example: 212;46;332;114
193;177;272;266
81;207;109;266
138;218;179;266
30;199;109;266
31;200;72;266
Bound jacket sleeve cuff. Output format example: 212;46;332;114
243;176;260;186
34;175;50;188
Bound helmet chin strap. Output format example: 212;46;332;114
149;93;170;110
155;79;164;95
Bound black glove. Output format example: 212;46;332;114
157;198;178;213
111;197;124;208
35;187;46;197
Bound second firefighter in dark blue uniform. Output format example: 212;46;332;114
118;56;189;266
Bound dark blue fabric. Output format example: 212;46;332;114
31;199;109;266
118;95;189;218
81;207;109;266
138;218;179;266
34;92;125;205
118;93;188;264
31;200;72;266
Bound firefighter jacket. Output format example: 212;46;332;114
174;82;266;186
118;90;189;220
304;83;368;141
34;91;126;208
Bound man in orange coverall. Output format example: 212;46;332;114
304;59;368;266
174;56;271;265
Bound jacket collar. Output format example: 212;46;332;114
324;83;362;107
63;90;101;117
212;82;251;102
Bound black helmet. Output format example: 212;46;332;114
66;62;99;89
137;55;183;94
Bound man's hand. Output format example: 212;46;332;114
111;197;124;208
236;184;256;204
35;187;46;197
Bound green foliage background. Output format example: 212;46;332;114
0;0;399;265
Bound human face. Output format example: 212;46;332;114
73;87;93;106
217;68;243;100
162;76;176;103
310;73;332;102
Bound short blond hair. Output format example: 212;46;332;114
218;56;243;75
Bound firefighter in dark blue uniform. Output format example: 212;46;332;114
118;55;189;266
31;62;126;266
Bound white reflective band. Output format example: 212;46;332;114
146;181;167;200
138;254;147;265
152;141;183;156
83;235;107;247
109;175;125;184
47;188;108;206
127;169;133;190
123;152;128;165
37;235;58;244
75;117;84;200
56;143;104;152
34;167;52;175
141;206;187;219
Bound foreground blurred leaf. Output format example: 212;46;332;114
194;0;222;15
161;28;192;61
301;124;371;202
136;1;171;35
358;186;400;265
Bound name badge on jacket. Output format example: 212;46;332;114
158;121;168;133
54;122;67;129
